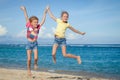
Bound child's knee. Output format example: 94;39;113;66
52;54;56;57
27;59;31;62
34;58;38;61
62;53;67;57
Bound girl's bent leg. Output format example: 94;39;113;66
27;50;32;76
61;46;81;64
52;44;58;64
33;49;38;70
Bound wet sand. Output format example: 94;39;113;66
0;68;112;80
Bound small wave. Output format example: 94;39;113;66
48;70;55;72
68;44;120;47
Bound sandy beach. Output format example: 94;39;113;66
0;68;111;80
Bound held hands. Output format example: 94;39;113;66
44;5;49;13
46;5;50;11
20;5;50;14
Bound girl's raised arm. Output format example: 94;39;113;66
20;6;29;22
39;7;48;26
48;6;57;21
69;26;86;35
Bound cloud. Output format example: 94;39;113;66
15;26;79;40
66;33;78;40
38;27;54;39
16;27;54;39
16;29;26;38
39;27;79;39
51;27;56;33
0;25;8;36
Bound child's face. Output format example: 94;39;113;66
31;20;38;28
61;13;68;22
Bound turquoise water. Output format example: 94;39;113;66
0;44;120;78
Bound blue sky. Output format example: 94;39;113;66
0;0;120;44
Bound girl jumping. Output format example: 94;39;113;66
20;6;48;76
48;6;85;64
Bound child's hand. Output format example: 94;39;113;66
81;32;86;35
20;6;26;11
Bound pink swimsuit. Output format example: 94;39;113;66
26;22;41;40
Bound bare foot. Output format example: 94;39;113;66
34;64;38;70
28;70;32;77
52;56;56;64
77;56;82;64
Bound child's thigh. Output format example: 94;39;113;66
33;49;38;58
27;50;32;59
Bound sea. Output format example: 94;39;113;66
0;44;120;79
